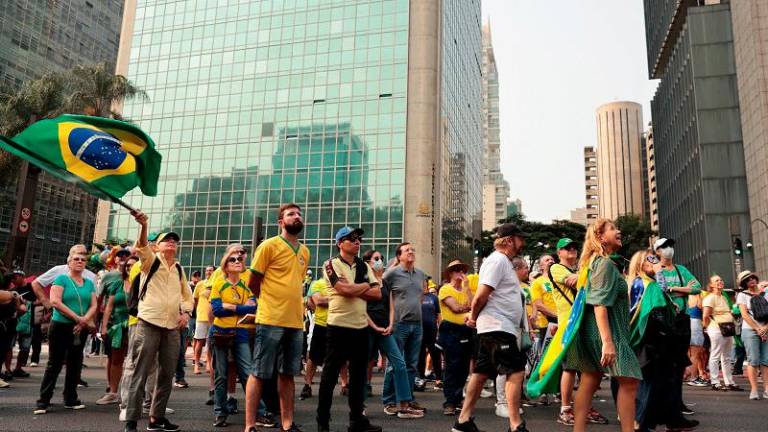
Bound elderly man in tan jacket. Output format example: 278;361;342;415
123;211;193;432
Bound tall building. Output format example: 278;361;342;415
594;101;647;221
644;124;659;232
0;0;123;273
731;1;768;278
480;22;509;231
101;0;483;276
583;146;598;225
570;207;589;227
644;0;753;286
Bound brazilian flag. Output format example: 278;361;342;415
0;114;161;200
629;277;672;349
526;265;591;398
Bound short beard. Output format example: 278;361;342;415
284;221;304;235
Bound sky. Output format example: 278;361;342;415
481;1;659;222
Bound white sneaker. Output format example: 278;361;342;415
0;378;9;388
29;362;39;367
142;406;175;415
119;408;127;421
763;390;768;399
750;390;760;400
495;404;509;418
480;389;493;398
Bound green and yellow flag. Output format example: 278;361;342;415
0;114;161;200
629;277;672;349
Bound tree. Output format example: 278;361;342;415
477;213;587;266
615;214;655;260
65;63;147;119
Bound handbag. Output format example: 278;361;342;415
717;321;736;337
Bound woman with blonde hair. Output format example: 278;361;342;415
566;218;641;432
702;274;740;391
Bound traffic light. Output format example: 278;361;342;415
733;237;743;256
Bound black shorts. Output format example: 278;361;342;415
475;331;527;377
309;324;328;365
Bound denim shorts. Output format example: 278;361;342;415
742;326;768;367
251;324;303;378
689;318;705;347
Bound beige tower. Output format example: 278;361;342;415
595;101;647;220
584;146;598;225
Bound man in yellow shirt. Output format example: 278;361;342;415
317;226;385;432
300;278;329;400
245;203;310;432
192;265;215;375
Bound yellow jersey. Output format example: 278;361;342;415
193;280;212;323
438;283;470;325
308;279;329;327
530;275;557;329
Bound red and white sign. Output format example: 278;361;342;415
21;207;31;220
19;221;29;233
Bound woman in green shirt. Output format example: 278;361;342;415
96;255;138;405
568;219;641;432
35;247;98;414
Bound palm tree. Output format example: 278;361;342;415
0;63;147;269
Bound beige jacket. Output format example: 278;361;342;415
136;245;193;329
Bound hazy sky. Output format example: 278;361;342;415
481;1;659;222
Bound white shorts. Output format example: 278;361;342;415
194;321;211;340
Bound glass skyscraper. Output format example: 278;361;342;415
104;0;482;276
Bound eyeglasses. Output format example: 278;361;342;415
71;257;87;262
227;256;245;264
646;255;660;264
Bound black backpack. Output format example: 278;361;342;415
128;258;184;317
750;293;768;323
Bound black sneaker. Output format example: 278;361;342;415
147;418;180;431
680;407;695;416
300;383;312;400
65;400;86;410
125;421;138;432
226;397;238;414
214;416;229;428
452;417;482;432
173;379;189;388
348;417;382;432
11;368;30;378
255;414;276;428
665;418;699;431
509;422;529;432
78;378;88;387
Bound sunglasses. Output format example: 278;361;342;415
71;256;87;262
646;255;660;264
227;256;245;264
343;235;362;243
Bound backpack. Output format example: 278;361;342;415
128;258;184;317
750;292;768;323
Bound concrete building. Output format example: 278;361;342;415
644;0;753;286
100;0;483;276
583;146;598;225
570;207;589;227
480;23;510;231
731;1;768;278
0;0;123;273
644;125;659;232
595;101;647;221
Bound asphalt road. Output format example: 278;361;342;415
0;348;765;432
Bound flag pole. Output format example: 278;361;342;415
110;196;138;214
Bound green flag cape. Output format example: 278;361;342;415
526;265;591;398
0;114;161;200
629;277;671;349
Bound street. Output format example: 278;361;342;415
0;348;765;432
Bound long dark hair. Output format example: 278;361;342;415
362;249;378;263
122;256;139;281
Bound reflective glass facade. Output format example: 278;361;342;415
108;0;410;272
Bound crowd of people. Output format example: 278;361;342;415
1;203;768;432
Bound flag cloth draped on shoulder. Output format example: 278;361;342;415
629;276;671;349
526;264;591;398
0;114;161;200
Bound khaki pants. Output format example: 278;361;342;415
124;320;180;422
120;326;159;410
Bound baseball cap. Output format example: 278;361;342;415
495;223;529;238
334;226;364;243
156;231;180;243
653;237;675;250
556;238;576;250
147;231;160;242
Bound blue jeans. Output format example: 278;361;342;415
369;330;412;404
212;340;265;417
252;325;303;378
382;321;421;405
175;329;188;381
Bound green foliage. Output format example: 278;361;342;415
614;214;655;261
476;213;587;262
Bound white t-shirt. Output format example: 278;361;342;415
35;265;97;288
736;291;768;330
476;251;524;337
